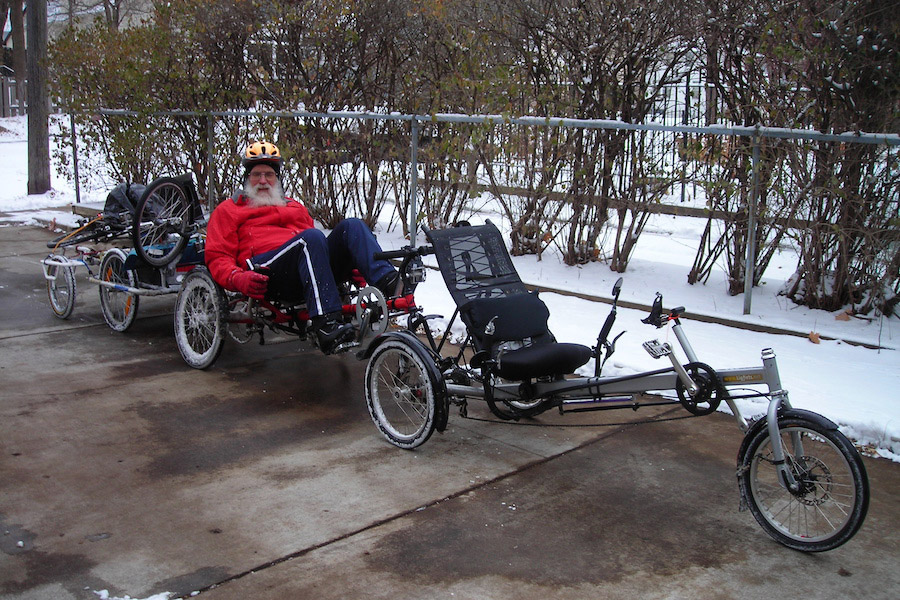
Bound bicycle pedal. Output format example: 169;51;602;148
642;339;672;359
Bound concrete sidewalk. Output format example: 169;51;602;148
0;223;898;600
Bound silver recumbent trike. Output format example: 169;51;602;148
359;220;869;553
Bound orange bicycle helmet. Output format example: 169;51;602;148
241;141;282;176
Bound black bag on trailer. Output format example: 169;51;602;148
102;183;146;219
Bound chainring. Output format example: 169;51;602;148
226;299;257;344
675;362;722;416
355;286;389;338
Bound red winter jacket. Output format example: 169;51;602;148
204;194;316;291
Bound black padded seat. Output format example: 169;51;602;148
462;292;591;380
496;342;592;380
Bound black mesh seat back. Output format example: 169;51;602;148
427;222;591;379
425;221;528;307
427;222;550;352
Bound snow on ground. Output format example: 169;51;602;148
2;115;898;461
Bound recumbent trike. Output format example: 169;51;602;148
359;221;868;553
172;240;426;369
172;219;868;553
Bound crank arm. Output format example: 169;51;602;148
642;340;699;396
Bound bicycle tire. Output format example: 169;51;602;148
46;225;105;250
46;255;76;319
365;338;438;449
174;267;226;369
132;177;191;267
738;415;869;552
98;248;139;332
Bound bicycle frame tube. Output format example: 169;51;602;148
445;367;680;404
441;342;788;434
42;256;87;280
42;249;99;282
87;277;179;296
445;362;779;411
672;321;699;363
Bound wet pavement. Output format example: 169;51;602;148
0;221;898;600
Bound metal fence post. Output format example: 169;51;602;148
680;73;690;204
69;113;81;204
743;133;761;314
409;117;420;246
206;114;215;211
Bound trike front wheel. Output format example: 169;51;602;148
738;416;869;552
365;338;437;449
98;248;139;332
174;267;226;369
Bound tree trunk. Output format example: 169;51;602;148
103;0;120;30
10;0;25;110
27;0;51;195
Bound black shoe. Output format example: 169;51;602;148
312;313;356;354
374;271;403;298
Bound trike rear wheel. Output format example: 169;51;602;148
365;338;437;449
98;248;139;332
174;267;226;369
133;177;191;267
738;416;869;552
46;255;76;319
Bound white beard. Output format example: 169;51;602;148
244;179;287;207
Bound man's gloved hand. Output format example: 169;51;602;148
230;270;268;299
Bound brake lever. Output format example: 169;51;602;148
608;330;626;355
596;330;627;376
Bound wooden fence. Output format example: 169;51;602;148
1;78;25;117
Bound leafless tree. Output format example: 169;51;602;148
9;0;24;108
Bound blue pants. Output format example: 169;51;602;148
249;218;394;317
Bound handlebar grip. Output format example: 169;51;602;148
374;246;434;261
374;249;409;261
597;314;615;345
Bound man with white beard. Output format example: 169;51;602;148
204;142;402;353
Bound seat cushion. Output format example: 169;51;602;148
496;342;592;380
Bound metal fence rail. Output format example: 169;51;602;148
68;109;899;313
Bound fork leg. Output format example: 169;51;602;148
762;349;799;492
